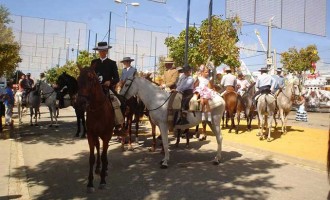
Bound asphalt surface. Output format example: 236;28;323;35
0;106;329;200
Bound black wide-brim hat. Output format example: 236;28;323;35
258;67;269;72
93;42;112;50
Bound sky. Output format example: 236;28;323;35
1;0;330;75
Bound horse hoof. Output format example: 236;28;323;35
98;184;107;190
35;124;39;126
87;187;95;193
267;138;271;142
160;164;168;169
127;145;134;151
148;147;156;152
95;168;100;175
212;159;221;165
49;124;52;127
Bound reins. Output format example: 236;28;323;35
147;93;173;111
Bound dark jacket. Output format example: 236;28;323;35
91;58;120;91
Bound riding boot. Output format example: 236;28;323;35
177;111;189;125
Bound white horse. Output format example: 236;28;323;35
37;80;58;127
257;93;276;141
14;91;25;124
119;76;225;168
276;78;301;133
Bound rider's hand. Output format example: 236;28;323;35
103;81;111;87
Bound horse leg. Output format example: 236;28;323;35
95;138;101;175
81;111;87;138
184;129;190;148
158;124;170;169
75;115;81;137
175;129;181;147
87;135;96;193
148;121;157;152
267;115;273;142
48;106;53;127
208;114;223;165
29;108;33;126
236;112;240;134
280;109;285;134
99;139;109;189
127;114;134;151
134;113;140;144
199;122;207;141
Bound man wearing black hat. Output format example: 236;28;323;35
92;42;120;92
252;67;276;106
91;42;124;132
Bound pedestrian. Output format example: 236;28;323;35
91;41;124;134
295;95;308;122
160;57;179;91
4;82;14;126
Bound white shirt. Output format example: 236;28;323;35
221;73;237;87
236;79;250;95
255;73;276;90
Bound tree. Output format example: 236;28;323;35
0;5;21;77
164;15;241;73
45;50;96;84
280;45;320;74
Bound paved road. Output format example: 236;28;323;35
0;106;329;200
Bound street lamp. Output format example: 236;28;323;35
114;0;140;55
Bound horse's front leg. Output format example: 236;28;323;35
267;115;273;142
95;138;101;175
158;124;169;169
236;112;240;134
99;140;109;189
148;121;157;152
75;116;81;137
175;129;181;147
127;114;134;151
280;110;285;134
87;136;96;193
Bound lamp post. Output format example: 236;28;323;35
114;0;140;55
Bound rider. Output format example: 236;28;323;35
172;65;194;125
161;57;179;91
252;67;276;106
39;72;47;103
236;71;250;96
272;68;285;95
119;56;137;85
220;66;237;96
19;74;28;106
91;41;124;134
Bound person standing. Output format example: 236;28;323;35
91;42;124;132
4;82;14;126
161;57;179;91
120;57;137;83
295;95;308;122
220;67;237;96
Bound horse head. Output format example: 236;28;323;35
119;73;137;100
57;72;78;95
77;66;101;108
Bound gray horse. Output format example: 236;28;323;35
241;82;256;131
257;93;276;141
275;78;301;133
37;80;58;127
26;84;41;126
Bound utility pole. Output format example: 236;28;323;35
267;17;274;71
184;0;191;67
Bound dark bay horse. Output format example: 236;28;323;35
223;90;244;134
76;66;115;192
56;72;86;138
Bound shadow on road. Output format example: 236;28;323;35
8;119;292;199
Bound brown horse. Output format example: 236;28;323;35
76;66;115;192
223;90;244;134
